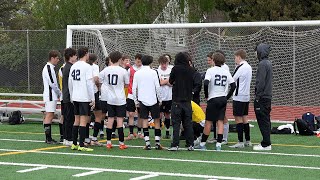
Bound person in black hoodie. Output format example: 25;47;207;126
187;54;202;105
168;52;195;151
253;43;273;151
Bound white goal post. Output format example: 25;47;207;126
66;20;320;107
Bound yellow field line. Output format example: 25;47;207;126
0;146;66;156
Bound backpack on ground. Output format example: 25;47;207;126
293;118;314;136
302;112;316;131
8;111;23;125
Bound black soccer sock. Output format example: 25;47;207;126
237;123;244;142
201;133;209;143
143;128;150;146
137;127;142;133
59;123;64;140
106;128;112;141
44;124;52;141
129;125;134;135
100;120;104;131
112;121;117;133
217;134;223;143
118;127;124;143
244;123;250;141
85;123;90;138
93;122;101;138
212;124;217;139
72;126;79;145
155;128;161;145
79;126;86;147
165;118;170;135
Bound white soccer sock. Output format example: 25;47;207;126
144;136;150;146
107;140;111;145
155;136;160;145
223;123;229;141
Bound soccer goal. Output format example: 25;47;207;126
66;21;320;107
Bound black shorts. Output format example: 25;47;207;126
206;97;227;122
107;104;126;118
160;100;172;113
73;101;90;116
126;98;136;112
101;101;108;113
233;101;249;116
139;102;160;119
94;92;102;111
60;100;64;115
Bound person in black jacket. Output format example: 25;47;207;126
187;54;202;105
168;52;195;151
253;43;273;151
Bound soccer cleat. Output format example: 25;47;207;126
164;134;171;139
206;137;217;144
253;144;272;151
187;146;194;151
99;130;105;139
60;138;64;143
194;144;206;151
106;143;113;149
126;134;135;140
155;144;164;150
90;140;103;146
111;133;118;139
244;141;252;147
229;142;245;148
64;140;73;147
78;146;93;152
45;139;59;145
143;145;152;150
221;140;228;145
216;143;222;151
167;146;179;151
71;144;79;150
119;144;128;150
137;133;144;139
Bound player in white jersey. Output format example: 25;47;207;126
164;53;174;69
42;50;61;144
229;49;253;148
68;47;95;152
195;52;236;151
100;51;129;150
157;55;172;139
87;54;104;146
132;55;163;150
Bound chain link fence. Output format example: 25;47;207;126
0;30;66;94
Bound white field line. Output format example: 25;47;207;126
1;138;320;158
0;148;320;171
17;166;47;173
72;170;103;177
130;174;159;180
0;161;265;180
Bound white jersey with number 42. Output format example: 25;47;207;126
99;66;129;106
68;61;94;102
205;66;234;100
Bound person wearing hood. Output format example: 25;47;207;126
253;43;273;151
168;52;195;151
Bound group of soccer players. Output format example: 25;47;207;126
42;46;260;152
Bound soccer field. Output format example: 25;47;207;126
0;122;319;180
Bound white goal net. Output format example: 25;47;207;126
67;21;320;106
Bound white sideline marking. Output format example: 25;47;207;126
130;174;159;180
0;162;264;180
1;138;320;158
0;148;320;171
73;170;103;177
17;166;47;173
0;139;44;143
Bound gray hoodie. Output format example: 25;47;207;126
255;43;273;100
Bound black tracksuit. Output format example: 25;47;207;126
192;68;202;105
169;52;195;147
254;43;273;147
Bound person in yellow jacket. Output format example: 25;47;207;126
191;101;205;143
